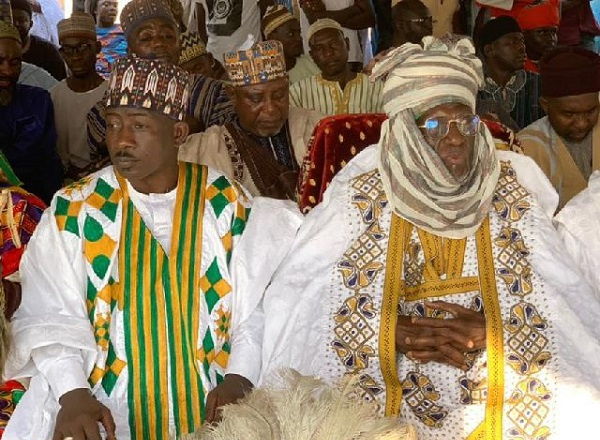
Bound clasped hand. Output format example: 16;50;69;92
396;301;486;370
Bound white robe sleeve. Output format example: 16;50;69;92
226;197;303;385
5;206;98;394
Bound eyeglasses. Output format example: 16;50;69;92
418;115;481;139
59;43;94;56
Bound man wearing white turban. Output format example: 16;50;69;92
256;36;600;439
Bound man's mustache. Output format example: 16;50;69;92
114;151;135;159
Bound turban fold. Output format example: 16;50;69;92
540;47;600;97
516;2;559;31
262;5;295;38
371;35;484;118
106;56;190;121
224;40;287;87
58;12;96;42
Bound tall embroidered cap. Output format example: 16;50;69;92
0;20;20;43
120;0;177;38
179;30;207;65
105;56;190;121
0;0;13;24
224;40;287;87
262;5;296;38
306;18;343;43
57;12;96;42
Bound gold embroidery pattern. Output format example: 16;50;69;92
403;241;424;287
506;378;551;439
493;162;531;222
332;170;387;407
493;161;553;439
401;371;448;428
494;227;533;297
505;303;551;375
459;376;488;405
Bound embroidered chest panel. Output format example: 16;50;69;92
324;161;557;439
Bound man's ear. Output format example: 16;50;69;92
539;96;549;114
95;40;102;54
173;120;190;146
483;43;494;59
345;36;350;52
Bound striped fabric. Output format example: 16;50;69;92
289;73;383;116
117;163;207;439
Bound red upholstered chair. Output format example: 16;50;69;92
298;114;522;214
298;113;388;213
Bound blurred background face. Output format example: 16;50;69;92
487;32;526;72
11;9;31;43
393;8;433;44
59;36;100;78
269;19;303;62
128;18;180;63
180;53;214;77
0;39;22;106
309;28;349;78
543;93;600;143
524;26;557;61
96;0;119;27
231;77;290;137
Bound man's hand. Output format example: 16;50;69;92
52;388;116;440
396;301;486;370
205;374;253;424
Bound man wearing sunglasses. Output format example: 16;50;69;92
391;0;433;47
256;36;600;439
51;12;107;182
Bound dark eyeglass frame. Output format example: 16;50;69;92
59;42;94;56
399;16;433;23
418;115;481;140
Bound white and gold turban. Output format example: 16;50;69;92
370;36;500;239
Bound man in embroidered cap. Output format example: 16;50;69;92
86;0;236;168
289;18;383;115
179;29;226;80
3;56;284;440
520;47;600;209
477;15;544;129
179;40;323;200
262;4;320;84
516;1;560;73
254;35;600;439
0;19;63;204
51;12;108;181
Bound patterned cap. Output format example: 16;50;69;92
106;56;190;121
307;18;343;43
0;20;20;43
120;0;177;39
57;12;96;42
0;0;13;23
179;30;207;65
224;40;287;87
262;5;295;38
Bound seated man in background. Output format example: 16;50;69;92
477;16;544;129
179;30;226;80
391;0;433;47
290;18;383;115
0;20;63;204
51;12;108;180
179;41;322;200
262;5;320;84
516;1;559;73
520;47;600;209
10;0;66;80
